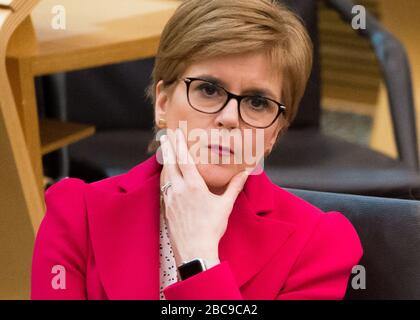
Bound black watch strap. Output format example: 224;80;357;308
177;258;207;280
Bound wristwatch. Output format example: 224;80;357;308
177;258;207;280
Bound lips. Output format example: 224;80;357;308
208;144;234;155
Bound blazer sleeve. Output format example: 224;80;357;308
277;211;363;300
163;211;363;300
31;178;88;300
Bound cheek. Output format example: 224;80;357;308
166;94;190;127
264;121;282;149
248;128;275;154
264;129;277;148
167;93;211;131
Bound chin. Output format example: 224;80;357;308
196;163;237;191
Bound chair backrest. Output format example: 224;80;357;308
279;0;321;129
0;0;43;299
327;0;419;170
287;187;420;299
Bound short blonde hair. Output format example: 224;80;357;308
147;0;312;152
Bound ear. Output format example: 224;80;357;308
154;80;170;126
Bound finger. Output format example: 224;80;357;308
175;128;204;184
222;170;249;201
160;134;182;185
166;129;184;182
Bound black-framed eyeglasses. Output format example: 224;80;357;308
181;77;286;129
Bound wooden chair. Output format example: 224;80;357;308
0;0;179;299
0;0;42;299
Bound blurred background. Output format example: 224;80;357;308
1;0;420;299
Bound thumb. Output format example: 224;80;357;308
223;170;249;201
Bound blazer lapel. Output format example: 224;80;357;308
85;155;162;299
85;153;296;299
219;171;296;288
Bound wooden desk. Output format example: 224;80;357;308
5;0;180;232
9;0;180;74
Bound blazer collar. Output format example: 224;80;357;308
85;153;295;299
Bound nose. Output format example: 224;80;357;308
214;98;240;129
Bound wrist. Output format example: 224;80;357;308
176;247;218;263
203;258;221;269
176;257;221;281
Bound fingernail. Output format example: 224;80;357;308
160;134;167;143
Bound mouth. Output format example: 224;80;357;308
208;144;234;156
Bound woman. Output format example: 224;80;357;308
31;0;363;300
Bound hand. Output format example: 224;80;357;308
159;128;249;268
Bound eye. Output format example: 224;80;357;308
197;83;221;97
245;96;269;110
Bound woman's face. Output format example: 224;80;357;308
155;51;285;195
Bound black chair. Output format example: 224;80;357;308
264;0;420;199
287;187;420;300
38;0;420;199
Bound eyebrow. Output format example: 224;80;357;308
194;74;280;101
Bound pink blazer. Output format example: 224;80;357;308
31;153;363;300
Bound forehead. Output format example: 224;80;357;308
182;51;282;96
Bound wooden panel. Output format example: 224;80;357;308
323;85;379;115
40;118;95;155
322;58;380;76
320;0;381;113
322;70;379;90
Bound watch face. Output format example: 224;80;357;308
178;259;205;280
